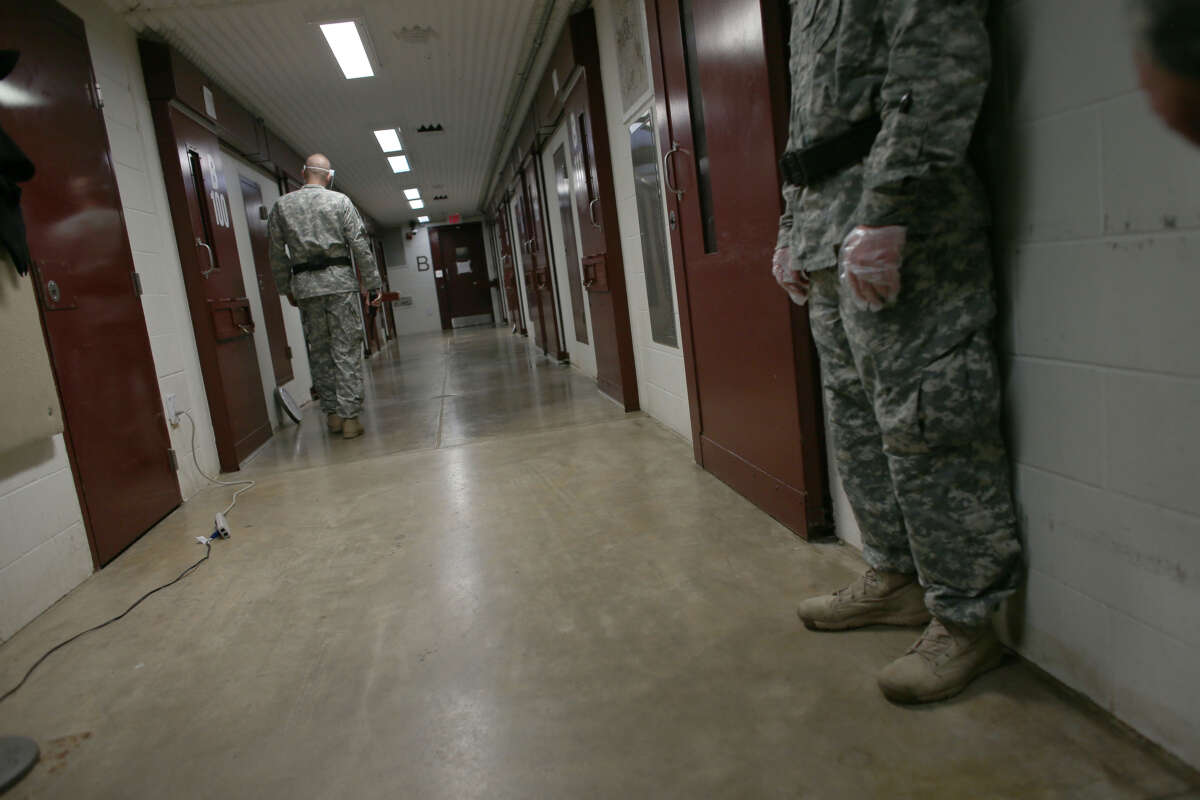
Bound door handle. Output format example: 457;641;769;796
588;198;601;229
663;141;686;199
196;239;216;278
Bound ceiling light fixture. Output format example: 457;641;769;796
403;188;421;200
319;21;374;80
373;128;403;152
388;155;411;173
409;199;425;210
417;215;430;223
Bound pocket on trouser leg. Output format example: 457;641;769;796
917;331;1000;449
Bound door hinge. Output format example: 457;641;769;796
93;82;104;109
285;346;293;359
131;272;143;296
168;449;178;471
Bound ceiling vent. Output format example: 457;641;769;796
416;124;445;133
394;26;438;44
432;194;448;200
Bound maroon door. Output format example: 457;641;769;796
512;179;547;348
1;2;181;565
434;223;494;325
150;105;272;471
564;61;639;410
238;176;293;384
521;158;565;360
644;0;829;537
496;201;525;333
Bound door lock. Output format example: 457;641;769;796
669;210;678;231
45;280;61;304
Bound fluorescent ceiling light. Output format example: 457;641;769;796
373;128;402;152
403;188;421;200
417;215;430;223
409;199;425;210
388;155;411;173
320;21;374;79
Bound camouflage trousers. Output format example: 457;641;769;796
298;292;364;420
806;229;1022;627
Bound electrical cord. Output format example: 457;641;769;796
0;543;210;705
0;411;253;704
181;410;255;517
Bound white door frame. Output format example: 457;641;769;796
540;122;597;378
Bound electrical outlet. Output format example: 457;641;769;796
165;393;179;426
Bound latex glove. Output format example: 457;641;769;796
772;247;811;306
838;225;907;312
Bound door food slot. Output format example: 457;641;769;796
582;255;608;292
210;297;255;342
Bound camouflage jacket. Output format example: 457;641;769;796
267;184;381;300
777;0;992;272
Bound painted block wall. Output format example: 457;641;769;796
983;0;1200;766
591;0;691;439
381;228;443;337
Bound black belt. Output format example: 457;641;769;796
291;255;351;274
780;115;882;187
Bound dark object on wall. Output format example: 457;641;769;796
416;255;430;271
0;50;34;276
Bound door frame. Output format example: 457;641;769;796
541;121;598;377
642;0;830;537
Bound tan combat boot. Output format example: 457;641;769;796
877;617;1006;704
341;417;364;439
327;413;343;433
796;568;930;631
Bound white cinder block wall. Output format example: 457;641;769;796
592;0;691;439
381;228;443;337
988;0;1200;766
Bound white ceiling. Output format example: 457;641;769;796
107;0;569;228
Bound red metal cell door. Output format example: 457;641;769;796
0;2;182;565
644;0;829;537
521;159;565;360
238;176;293;384
150;105;271;471
495;201;525;333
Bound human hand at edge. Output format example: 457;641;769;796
838;225;906;312
772;247;811;307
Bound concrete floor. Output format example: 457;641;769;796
1;328;1197;799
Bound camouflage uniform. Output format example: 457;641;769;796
268;185;381;419
777;0;1022;626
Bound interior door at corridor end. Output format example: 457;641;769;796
151;106;271;471
1;2;181;566
644;0;829;537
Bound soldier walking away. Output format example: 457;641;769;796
1132;0;1200;145
773;0;1023;704
268;154;382;440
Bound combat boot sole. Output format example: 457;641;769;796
798;580;930;631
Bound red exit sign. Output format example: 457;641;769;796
447;213;462;224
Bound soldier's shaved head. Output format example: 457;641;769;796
302;153;334;186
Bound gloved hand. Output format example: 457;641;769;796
772;247;811;306
838;225;907;312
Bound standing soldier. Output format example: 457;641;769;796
773;1;1023;703
268;154;381;440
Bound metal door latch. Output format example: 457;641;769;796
45;280;61;304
